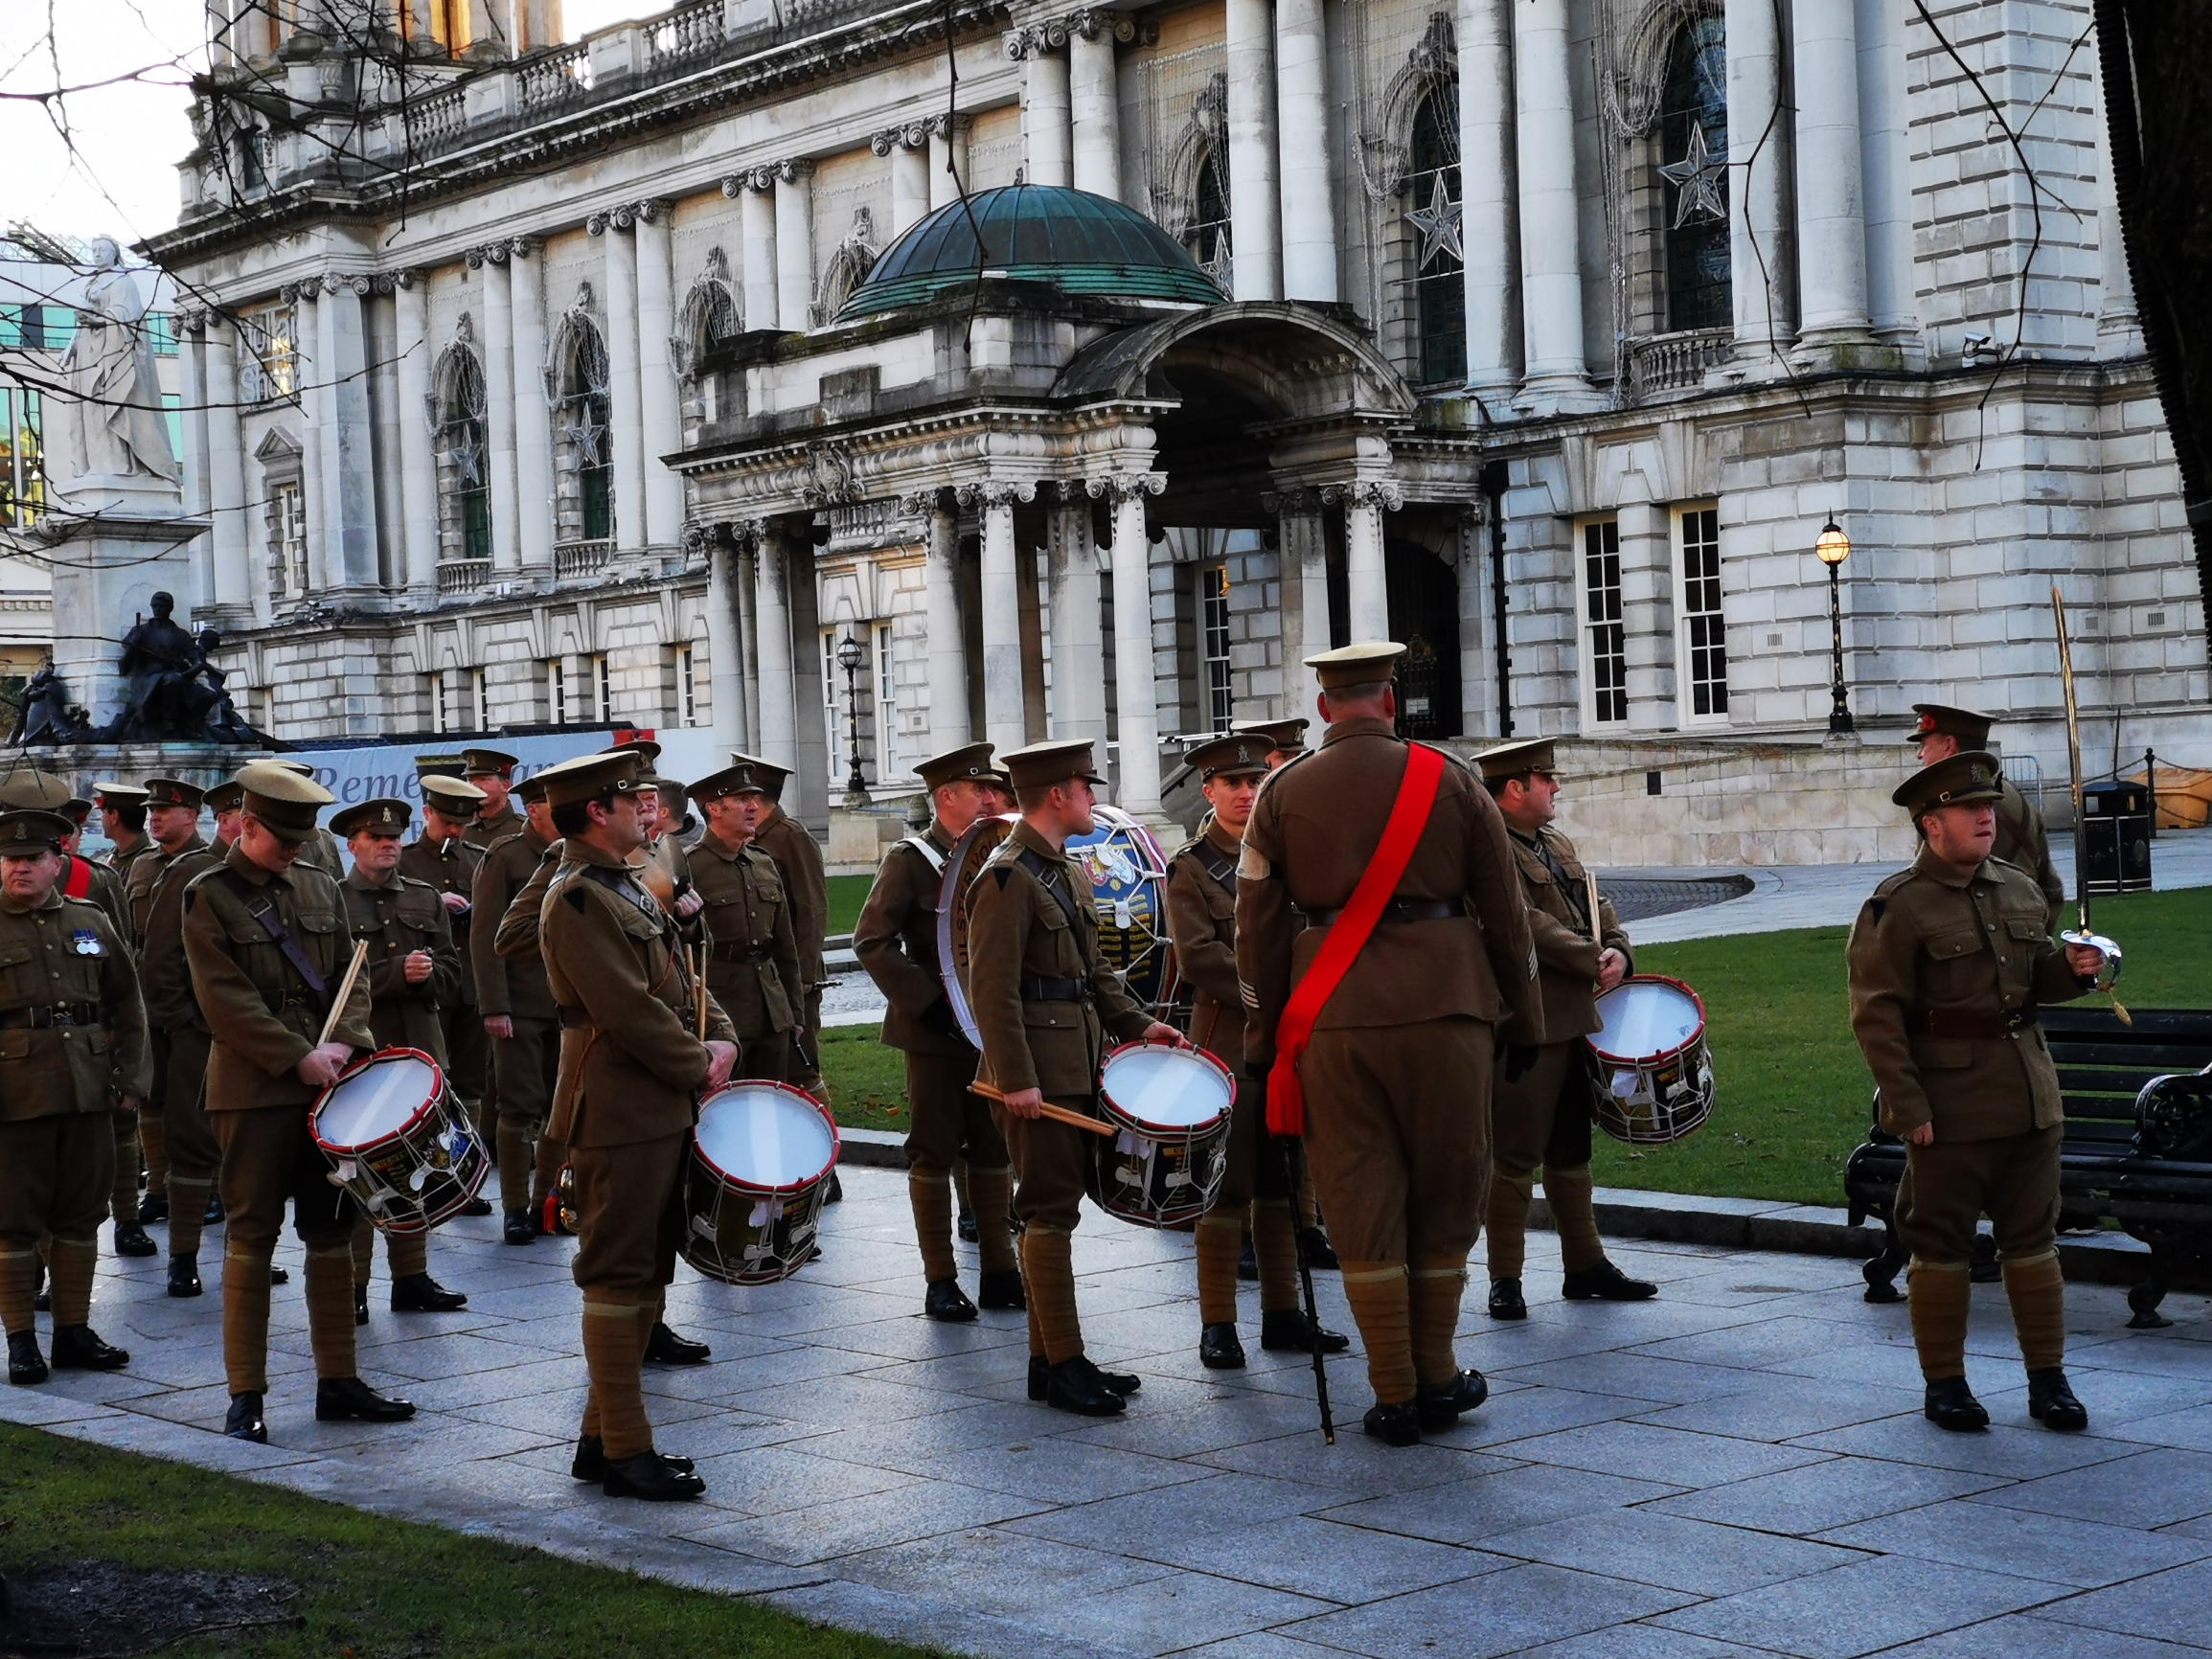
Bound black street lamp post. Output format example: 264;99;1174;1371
1815;514;1854;736
836;632;869;798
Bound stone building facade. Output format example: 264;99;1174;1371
146;0;2202;847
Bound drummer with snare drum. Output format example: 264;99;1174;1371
687;761;805;1085
537;751;738;1502
968;739;1183;1418
1476;739;1658;1318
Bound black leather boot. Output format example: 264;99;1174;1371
1029;1353;1139;1400
956;1208;979;1242
50;1325;129;1372
1415;1369;1490;1431
224;1391;265;1443
644;1323;712;1365
572;1434;694;1482
603;1449;706;1501
390;1274;467;1313
825;1170;844;1205
977;1269;1026;1310
353;1284;369;1326
32;1263;49;1312
1488;1277;1528;1320
502;1209;539;1246
137;1192;170;1225
461;1196;495;1217
1362;1401;1421;1446
269;1263;287;1285
1046;1355;1129;1416
7;1330;47;1386
167;1255;203;1298
316;1376;417;1422
1199;1323;1246;1370
2027;1368;2088;1431
1562;1260;1659;1302
1297;1226;1338;1270
203;1193;226;1225
1260;1308;1350;1354
1238;1236;1260;1282
924;1279;979;1323
112;1220;158;1259
1924;1376;1991;1432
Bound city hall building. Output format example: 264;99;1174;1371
147;0;2201;859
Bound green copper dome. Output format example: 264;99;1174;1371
836;185;1227;321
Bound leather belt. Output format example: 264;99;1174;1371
1306;898;1466;928
0;1002;103;1030
1918;1008;2039;1038
1021;975;1090;1003
709;943;774;965
558;1006;594;1031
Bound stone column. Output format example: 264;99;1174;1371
392;273;437;599
634;200;684;545
1047;486;1107;743
735;170;779;330
177;311;213;614
1276;0;1336;302
474;246;520;573
2092;27;2142;357
878;125;933;234
928;114;970;212
1224;0;1282;301
295;287;326;592
1513;0;1591;404
200;313;254;621
1100;474;1164;815
1856;0;1916;351
1068;12;1125;201
911;490;971;753
1339;480;1398;643
1615;497;1675;731
1010;28;1072;188
507;238;555;579
1271;487;1331;718
751;520;799;768
975;482;1033;754
315;274;377;591
596;212;648;553
1725;0;1792;359
1790;0;1872;352
704;527;747;752
774;160;815;331
1459;0;1519;402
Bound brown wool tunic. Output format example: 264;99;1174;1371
463;801;523;853
471;826;560;1024
126;833;207;948
852;824;970;1057
688;828;801;1048
0;891;151;1120
339;869;461;1061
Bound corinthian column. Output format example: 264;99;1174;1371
703;527;747;752
1270;487;1331;717
392;273;436;598
474;246;520;574
1725;0;1792;360
1224;0;1281;301
1099;473;1164;815
200;314;253;621
1047;485;1107;743
1338;479;1400;643
595;211;648;553
928;114;970;212
1459;0;1519;402
1513;0;1594;407
910;490;971;753
730;170;779;330
1276;0;1336;302
1068;12;1125;201
1010;28;1072;188
774;160;815;331
633;200;684;544
878;125;933;234
507;238;555;579
1790;0;1872;352
751;521;798;768
974;482;1034;753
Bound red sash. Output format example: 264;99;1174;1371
62;854;93;901
1266;742;1447;1136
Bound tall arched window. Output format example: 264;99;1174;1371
1184;147;1231;290
555;321;611;545
1407;87;1465;385
1657;16;1730;330
432;341;490;564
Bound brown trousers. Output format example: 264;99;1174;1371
1301;1017;1494;1266
0;1115;116;1252
492;1015;560;1139
1898;1125;2064;1264
994;1097;1100;1234
1215;1079;1291;1212
903;1051;1008;1171
1491;1042;1595;1176
214;1105;357;1253
736;1031;794;1085
569;1132;690;1299
160;1026;221;1183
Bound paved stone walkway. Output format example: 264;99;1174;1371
10;1167;2212;1658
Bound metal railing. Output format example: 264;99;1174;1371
556;539;614;579
437;558;490;597
1626;328;1733;398
648;0;726;68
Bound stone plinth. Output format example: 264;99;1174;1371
35;482;208;734
15;742;269;847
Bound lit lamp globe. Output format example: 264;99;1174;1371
1815;517;1851;566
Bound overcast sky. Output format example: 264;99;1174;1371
0;0;642;253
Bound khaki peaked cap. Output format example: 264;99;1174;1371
204;780;245;814
1474;738;1559;781
1895;751;2005;816
539;751;647;808
1305;641;1405;691
1185;735;1270;781
420;774;489;812
237;761;333;842
332;798;414;839
0;808;74;852
1909;703;1996;746
95;782;151;807
917;741;996;791
1003;739;1106;791
462;747;519;778
143;777;206;810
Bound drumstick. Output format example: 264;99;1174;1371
967;1079;1117;1138
693;946;708;1042
316;939;370;1049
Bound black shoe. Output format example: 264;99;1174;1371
315;1375;417;1423
2027;1368;2088;1431
644;1323;712;1366
1028;1354;1141;1399
924;1278;979;1323
1200;1322;1246;1370
1238;1236;1260;1282
1260;1308;1351;1354
204;1193;226;1225
1046;1356;1129;1417
224;1391;266;1443
957;1209;979;1242
112;1220;158;1259
461;1196;495;1217
1297;1226;1339;1271
1924;1376;1991;1432
353;1285;369;1327
571;1434;694;1482
1562;1260;1658;1302
50;1325;129;1372
8;1330;47;1386
138;1192;171;1224
503;1209;539;1246
1489;1277;1528;1320
390;1274;467;1313
825;1170;844;1205
32;1263;49;1312
977;1269;1026;1310
1415;1369;1491;1431
1362;1401;1421;1446
603;1449;706;1501
1028;1355;1048;1401
167;1255;203;1298
269;1264;288;1285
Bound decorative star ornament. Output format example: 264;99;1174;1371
561;421;606;466
441;444;482;485
1658;121;1727;229
1405;171;1463;268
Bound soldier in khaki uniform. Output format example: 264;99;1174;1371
1238;644;1541;1446
181;763;414;1443
335;799;468;1321
1166;734;1346;1370
474;772;565;1242
1849;752;2106;1433
261;760;347;876
969;739;1180;1416
538;753;738;1500
734;753;829;1093
1234;716;1310;769
460;748;524;852
1910;704;2064;924
95;783;152;882
687;761;804;1083
401;777;491;1204
121;778;208;1229
854;741;1024;1322
1475;739;1656;1317
0;808;148;1385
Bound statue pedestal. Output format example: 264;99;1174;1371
36;478;206;735
34;742;273;845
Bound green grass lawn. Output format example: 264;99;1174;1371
823;887;2212;1208
0;1424;931;1659
827;874;873;937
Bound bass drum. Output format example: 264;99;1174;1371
938;812;1019;1049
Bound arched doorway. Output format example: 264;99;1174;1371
1386;538;1461;739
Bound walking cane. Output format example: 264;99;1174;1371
1283;1133;1335;1444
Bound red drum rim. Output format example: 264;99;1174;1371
691;1079;841;1195
1098;1039;1233;1137
1586;974;1709;1069
311;1047;449;1158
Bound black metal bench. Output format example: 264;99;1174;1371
1844;1007;2212;1329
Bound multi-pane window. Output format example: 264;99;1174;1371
1658;17;1730;330
820;630;846;788
1678;507;1728;718
432;670;455;735
591;653;612;723
1;306;74;352
677;645;697;727
1185;147;1231;290
1199;562;1233;733
471;669;490;732
875;623;900;780
0;387;43;528
435;346;490;562
557;323;612;545
1408;87;1467;386
1582;519;1628;726
273;481;308;598
546;659;569;725
146;312;178;356
241;305;296;400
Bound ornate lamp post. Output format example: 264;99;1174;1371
835;631;869;799
1815;514;1854;736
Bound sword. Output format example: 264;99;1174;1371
2051;586;2129;1024
1283;1134;1335;1444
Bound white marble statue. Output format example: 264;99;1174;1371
49;237;179;490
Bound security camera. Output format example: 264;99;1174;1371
1962;331;1993;369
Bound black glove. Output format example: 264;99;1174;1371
921;998;966;1042
1502;1044;1539;1083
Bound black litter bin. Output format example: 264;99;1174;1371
2081;780;2154;895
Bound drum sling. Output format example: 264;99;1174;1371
217;869;332;1019
1266;743;1446;1136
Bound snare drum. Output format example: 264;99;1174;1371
681;1081;840;1284
1585;975;1715;1146
311;1048;488;1234
1089;1042;1233;1228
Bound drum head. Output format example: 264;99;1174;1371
1589;978;1705;1064
315;1052;440;1151
1101;1044;1232;1132
696;1083;837;1191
